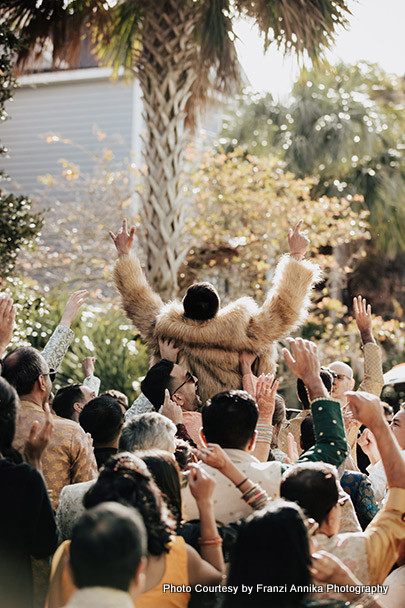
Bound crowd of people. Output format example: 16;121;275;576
0;219;404;608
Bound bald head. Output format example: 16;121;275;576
329;361;355;404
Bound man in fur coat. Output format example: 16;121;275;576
110;219;321;404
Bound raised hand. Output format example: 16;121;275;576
282;338;328;402
186;464;216;502
193;443;231;472
24;403;54;471
109;218;136;257
82;356;96;377
239;351;257;375
288;219;309;259
357;427;381;465
345;391;385;432
60;290;88;327
256;374;279;423
353;296;374;344
0;294;16;357
159;388;183;425
158;338;179;363
287;432;299;463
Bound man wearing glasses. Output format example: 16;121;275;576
2;346;98;510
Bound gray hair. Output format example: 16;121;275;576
119;412;176;453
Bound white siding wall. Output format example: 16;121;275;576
1;73;134;198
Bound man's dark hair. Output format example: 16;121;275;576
1;347;45;396
280;462;339;525
202;390;258;449
70;502;146;591
140;359;174;409
79;395;124;445
300;415;315;452
296;367;334;409
182;282;220;321
0;377;19;453
53;384;85;420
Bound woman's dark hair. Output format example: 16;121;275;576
83;452;174;556
137;450;183;530
225;501;311;608
0;377;22;462
182;282;220;321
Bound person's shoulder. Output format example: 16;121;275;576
219;297;259;317
59;479;95;502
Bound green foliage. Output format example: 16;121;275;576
221;62;405;254
3;277;149;401
182;147;369;301
0;22;43;279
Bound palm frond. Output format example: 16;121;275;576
235;0;351;60
2;0;109;72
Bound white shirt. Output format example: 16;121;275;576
367;449;405;506
181;448;282;525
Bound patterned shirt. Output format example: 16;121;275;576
13;401;98;510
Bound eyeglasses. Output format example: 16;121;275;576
41;369;56;383
332;373;351;382
171;371;195;395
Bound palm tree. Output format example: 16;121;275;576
2;0;350;297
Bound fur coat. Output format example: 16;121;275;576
114;254;321;403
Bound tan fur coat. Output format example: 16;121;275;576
114;254;321;403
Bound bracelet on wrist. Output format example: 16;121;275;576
235;477;249;489
198;536;223;547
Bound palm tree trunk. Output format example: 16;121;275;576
137;0;197;299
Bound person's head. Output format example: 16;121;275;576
201;390;258;450
225;501;311;608
297;367;334;409
119;413;176;453
1;346;54;404
101;389;129;413
53;383;96;422
391;405;405;450
138;450;182;529
141;360;200;412
84;452;174;556
381;402;394;423
300;415;315;452
0;377;19;453
69;502;146;599
182;282;220;321
280;462;344;536
328;361;355;402
79;395;124;447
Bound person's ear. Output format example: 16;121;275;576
172;392;184;407
73;402;82;414
247;430;257;452
37;374;48;392
349;378;355;391
129;556;147;601
199;428;207;447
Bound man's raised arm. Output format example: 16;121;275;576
247;221;321;349
282;338;348;468
110;219;163;345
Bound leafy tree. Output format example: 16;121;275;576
4;0;350;296
0;23;43;280
221;62;405;254
181;147;369;302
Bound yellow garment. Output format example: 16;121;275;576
13;401;98;509
363;487;405;584
137;536;190;608
47;537;190;608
